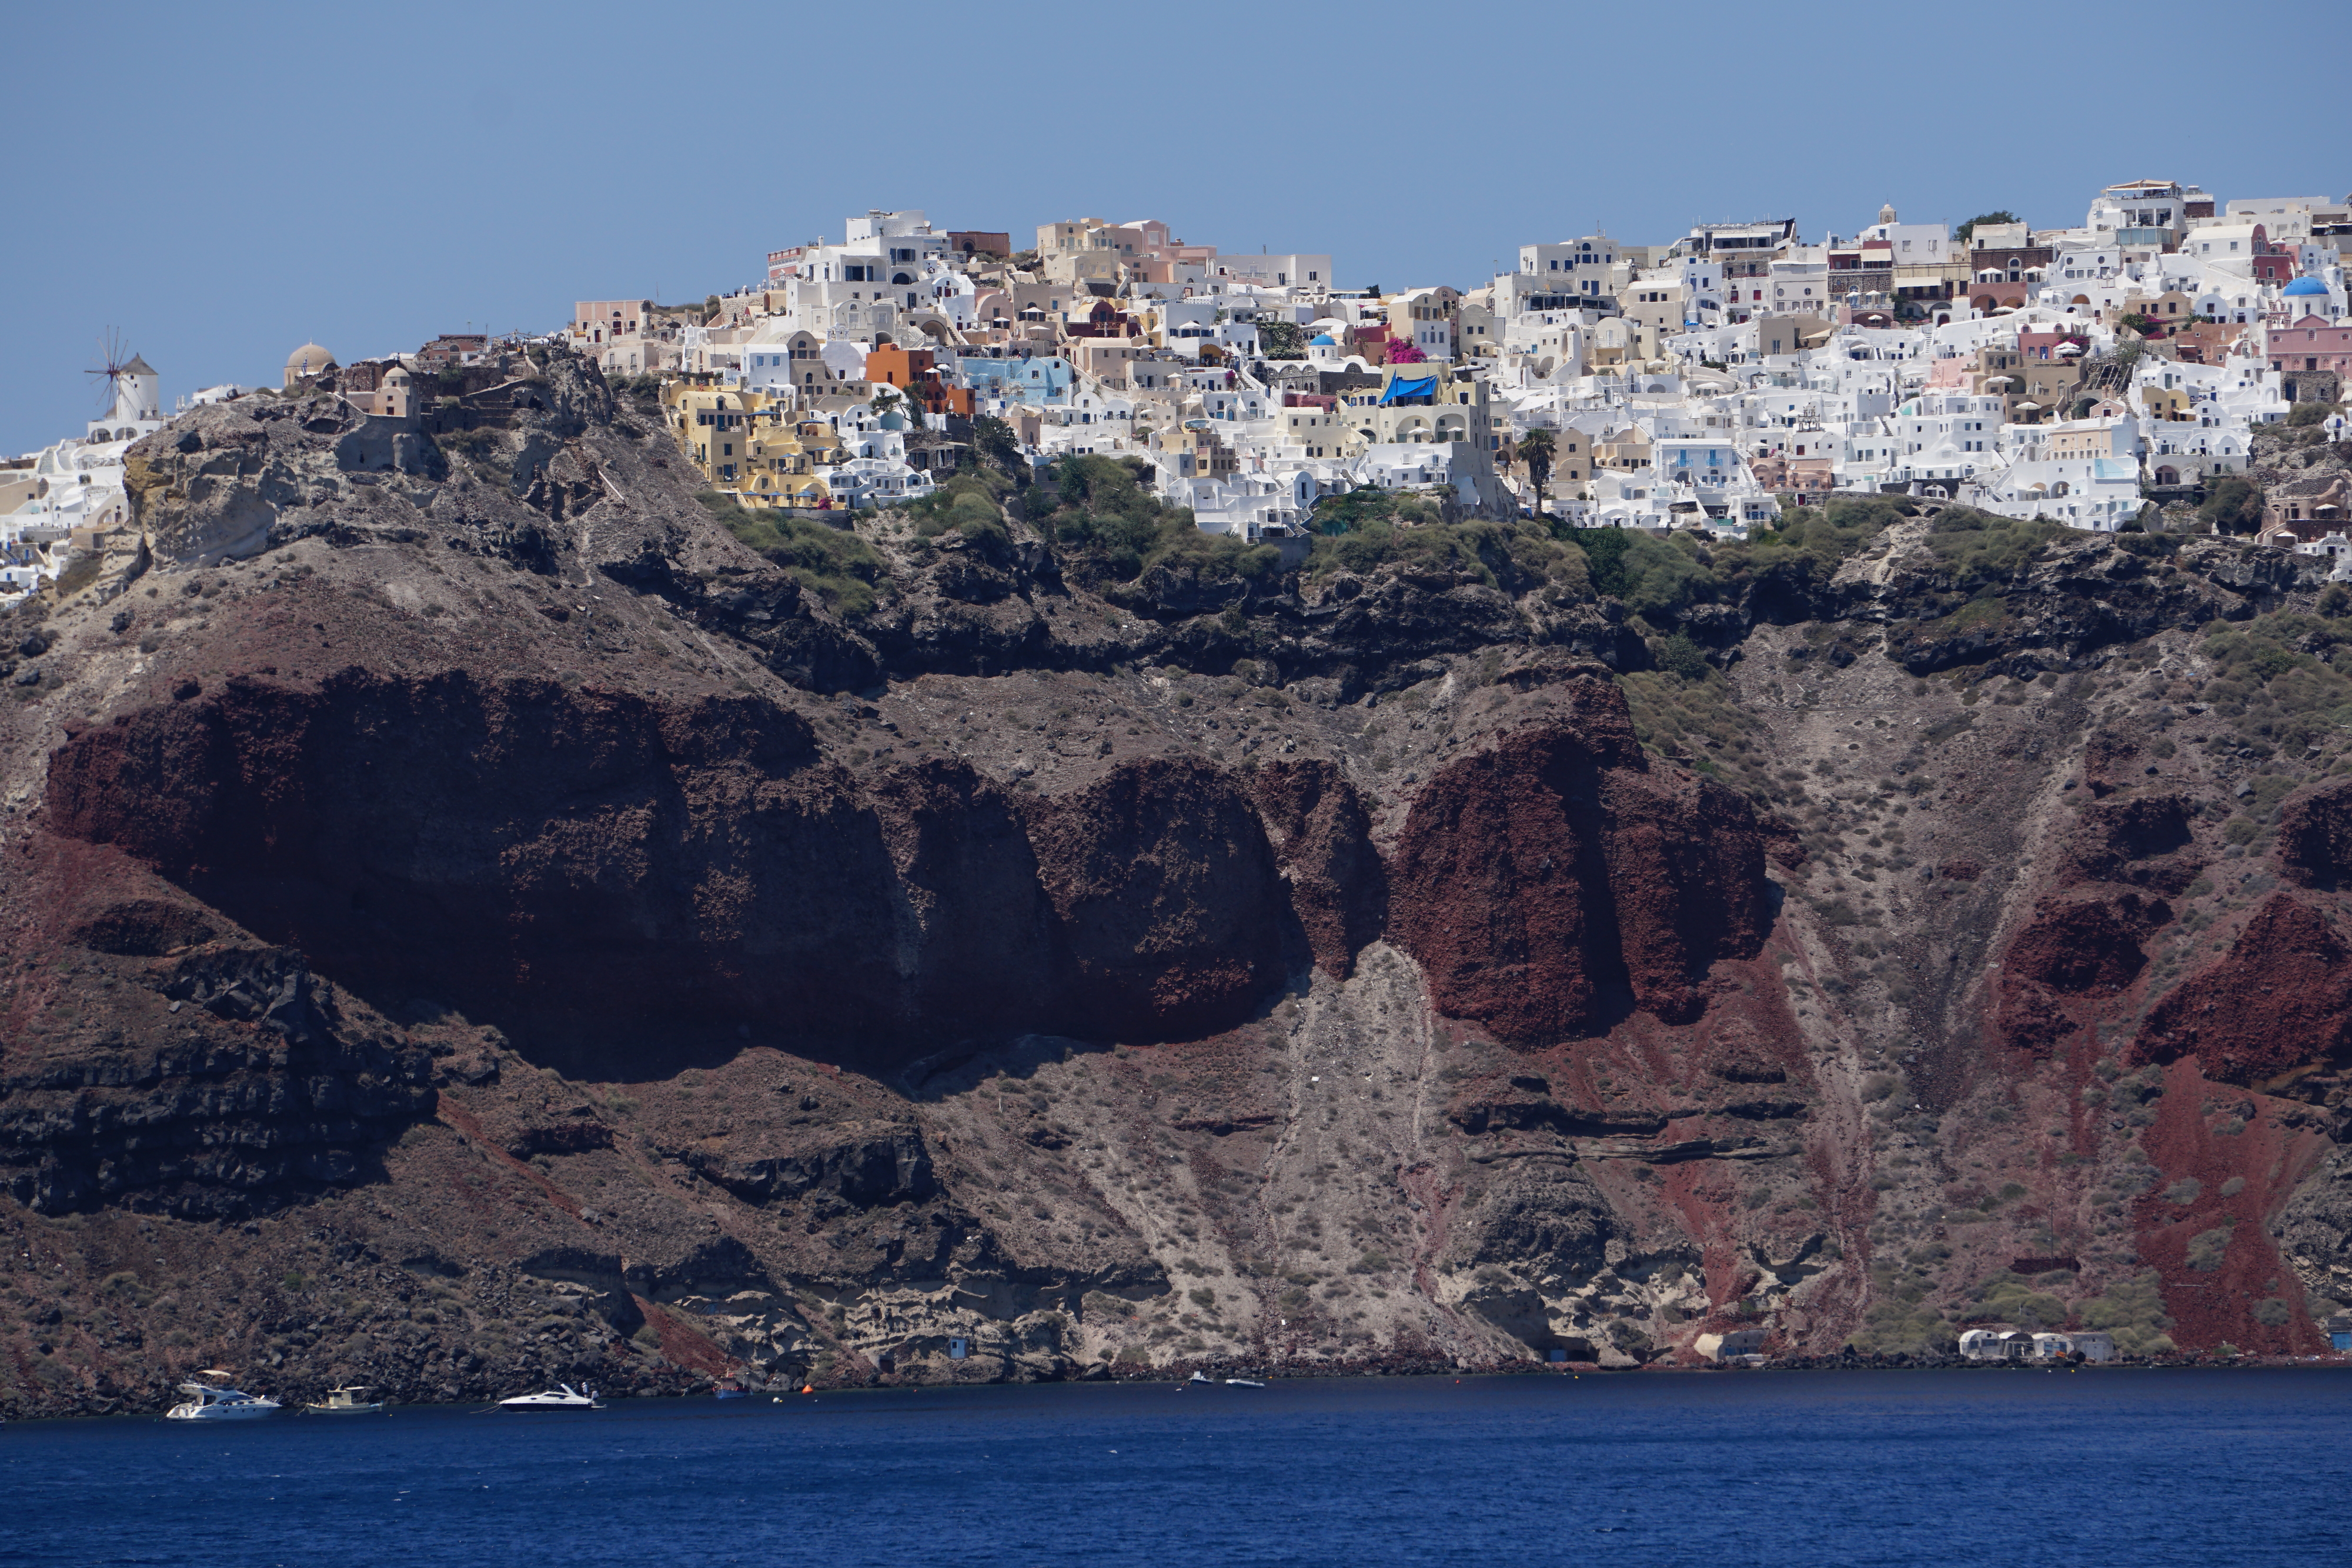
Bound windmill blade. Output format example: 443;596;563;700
86;327;132;412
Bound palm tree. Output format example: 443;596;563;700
1515;428;1556;517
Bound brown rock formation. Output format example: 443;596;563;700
2132;894;2352;1084
1385;678;1772;1045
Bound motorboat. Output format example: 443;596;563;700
305;1385;385;1415
1187;1370;1213;1386
497;1383;602;1411
1225;1378;1268;1389
166;1374;280;1422
713;1382;748;1400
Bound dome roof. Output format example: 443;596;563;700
1309;333;1335;345
285;342;336;373
2283;275;2328;296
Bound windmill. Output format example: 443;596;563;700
86;328;135;416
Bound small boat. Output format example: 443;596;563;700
713;1382;747;1400
497;1383;602;1411
305;1385;385;1415
1187;1370;1213;1386
166;1374;280;1422
1225;1378;1268;1389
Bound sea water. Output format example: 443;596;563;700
4;1369;2348;1566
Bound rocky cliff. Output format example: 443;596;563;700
4;348;2351;1415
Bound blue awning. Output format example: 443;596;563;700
1378;376;1436;405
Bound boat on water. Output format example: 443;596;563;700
497;1383;603;1411
305;1385;385;1415
713;1383;748;1400
1184;1371;1268;1389
166;1374;280;1422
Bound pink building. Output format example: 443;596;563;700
2269;316;2352;376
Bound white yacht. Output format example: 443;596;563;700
166;1374;281;1422
497;1383;602;1411
305;1385;385;1415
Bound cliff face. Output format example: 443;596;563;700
5;347;2352;1417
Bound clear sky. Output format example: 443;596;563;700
5;0;2346;456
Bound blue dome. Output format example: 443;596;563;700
1309;333;1335;345
2283;275;2328;296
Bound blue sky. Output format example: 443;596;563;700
5;0;2346;454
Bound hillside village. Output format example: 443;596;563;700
7;179;2352;607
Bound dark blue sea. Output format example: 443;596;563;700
5;1369;2347;1566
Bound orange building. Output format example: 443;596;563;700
863;345;974;417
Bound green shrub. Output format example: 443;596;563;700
697;491;886;617
2286;402;2341;428
2078;1270;2175;1355
1569;527;1719;618
1658;631;1710;681
1973;1271;2069;1329
2197;475;2264;534
2185;1223;2234;1272
2163;1177;2202;1205
1922;507;2070;590
2253;1297;2293;1326
1311;485;1444;534
898;472;1012;544
1027;455;1278;585
2196;611;2352;750
1309;513;1585;596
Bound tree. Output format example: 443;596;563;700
1257;320;1308;360
2197;474;2264;535
1955;211;2019;243
970;415;1025;482
869;386;904;424
1516;428;1556;517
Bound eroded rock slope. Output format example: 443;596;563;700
5;349;2352;1415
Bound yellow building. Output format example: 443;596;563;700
661;382;832;505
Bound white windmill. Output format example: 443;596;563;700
84;329;160;441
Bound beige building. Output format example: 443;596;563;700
1617;279;1688;337
1071;340;1148;388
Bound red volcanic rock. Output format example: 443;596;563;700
2064;794;2200;892
2006;891;2171;994
1023;756;1287;1041
2277;777;2352;890
44;671;1304;1064
2131;894;2352;1085
2081;727;2140;798
1386;680;1772;1045
1997;889;2171;1052
1248;759;1386;979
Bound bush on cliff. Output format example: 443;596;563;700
2197;475;2264;535
1922;507;2070;590
2077;1269;2176;1355
900;473;1013;545
1033;454;1277;585
2199;610;2352;752
1972;1270;2069;1329
697;491;887;617
1559;497;1894;627
1569;527;1719;619
1308;515;1588;596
